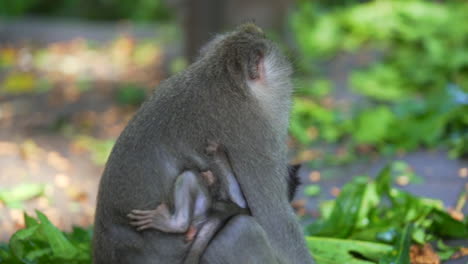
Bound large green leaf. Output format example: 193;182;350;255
430;209;468;239
36;211;78;258
379;224;412;264
353;106;395;144
307;237;393;264
308;177;378;237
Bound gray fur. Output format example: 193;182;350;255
93;23;314;264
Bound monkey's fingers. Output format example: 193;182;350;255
127;212;156;220
129;209;156;215
205;140;219;155
130;218;153;227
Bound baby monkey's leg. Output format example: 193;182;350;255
127;170;211;234
183;217;223;264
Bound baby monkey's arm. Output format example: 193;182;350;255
205;141;247;209
127;170;211;238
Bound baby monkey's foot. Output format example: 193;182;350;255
185;225;198;242
200;170;215;186
127;203;170;231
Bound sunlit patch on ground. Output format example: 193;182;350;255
0;36;166;240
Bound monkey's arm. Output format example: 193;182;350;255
200;215;281;264
127;170;210;234
190;164;300;264
206;142;247;209
184;162;300;264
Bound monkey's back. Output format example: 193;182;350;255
92;70;226;263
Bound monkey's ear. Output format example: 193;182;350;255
247;49;265;82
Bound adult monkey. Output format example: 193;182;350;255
93;24;314;263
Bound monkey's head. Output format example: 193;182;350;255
199;23;293;120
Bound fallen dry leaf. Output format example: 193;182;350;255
308;171;321;182
291;199;306;209
331;187;340;197
447;208;464;221
47;151;70;172
54;173;70;188
65;186;88;202
19;139;42;160
0;141;19;156
396;175;410;186
451;247;468;260
296;207;306;217
410;244;440;264
459;167;467;178
292;149;321;164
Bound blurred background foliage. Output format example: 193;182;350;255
290;0;468;164
1;0;466;166
0;0;172;21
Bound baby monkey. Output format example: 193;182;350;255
127;142;302;264
127;141;249;263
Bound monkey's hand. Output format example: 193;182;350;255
127;203;179;232
205;140;220;156
205;141;229;163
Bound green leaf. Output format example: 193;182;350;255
375;165;391;197
304;185;321;197
36;211;78;258
116;84;147;106
430;209;468;239
0;183;45;208
380;224;412;264
23;212;39;228
353;106;394;144
436;240;459;260
9;225;40;259
1;73;36;95
411;228;425;244
307;236;393;264
308;177;375;237
391;161;424;184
